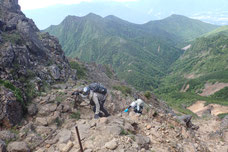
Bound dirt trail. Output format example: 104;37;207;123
200;82;228;96
187;101;228;116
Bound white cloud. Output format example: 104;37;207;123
147;9;153;15
19;0;138;10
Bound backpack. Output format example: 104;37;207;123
88;83;107;95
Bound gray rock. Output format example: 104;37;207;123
221;115;228;130
0;131;16;142
35;117;48;126
0;140;6;152
84;149;93;152
38;104;57;116
2;0;21;11
46;111;60;125
35;126;52;135
77;124;91;140
0;88;23;128
0;0;72;127
7;141;30;152
49;65;61;80
103;126;122;136
58;129;72;144
105;140;118;150
135;134;150;150
57;103;71;113
28;104;38;116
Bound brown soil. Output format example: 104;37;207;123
187;101;228;116
180;84;190;92
200;82;228;97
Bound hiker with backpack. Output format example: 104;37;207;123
72;83;110;119
124;98;144;114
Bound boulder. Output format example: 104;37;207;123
103;126;122;136
57;129;72;144
61;141;73;152
46;111;60;125
0;131;16;142
35;117;48;126
135;134;150;150
0;88;23;128
49;65;61;80
38;104;57;116
35;126;52;135
28;104;38;116
7;142;30;152
105;140;118;150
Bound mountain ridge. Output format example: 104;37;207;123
44;13;218;90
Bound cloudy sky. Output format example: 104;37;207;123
19;0;138;10
20;0;228;29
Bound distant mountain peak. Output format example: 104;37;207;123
85;13;102;19
105;15;117;19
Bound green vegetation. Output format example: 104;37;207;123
210;87;228;100
0;79;24;107
156;31;228;112
144;91;151;99
2;32;24;45
104;65;114;79
44;13;226;114
120;128;130;136
144;14;218;41
113;85;132;96
70;111;81;120
217;113;228;119
203;25;228;37
55;92;67;103
70;61;86;79
55;117;63;127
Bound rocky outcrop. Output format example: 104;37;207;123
0;87;23;127
0;0;74;127
7;141;30;152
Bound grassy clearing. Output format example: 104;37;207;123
113;85;132;96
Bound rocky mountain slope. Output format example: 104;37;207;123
0;1;227;152
0;0;74;128
0;64;227;152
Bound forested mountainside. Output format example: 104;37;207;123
44;14;217;90
156;27;228;113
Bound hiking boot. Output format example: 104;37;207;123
94;114;99;119
104;113;110;117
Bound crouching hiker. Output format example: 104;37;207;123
176;115;199;130
124;98;144;114
72;83;110;119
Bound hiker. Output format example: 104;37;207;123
124;98;144;114
177;115;199;130
72;83;110;119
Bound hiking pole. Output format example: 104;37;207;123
75;126;84;152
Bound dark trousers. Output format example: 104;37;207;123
92;100;109;116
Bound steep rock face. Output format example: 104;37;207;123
0;0;73;127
